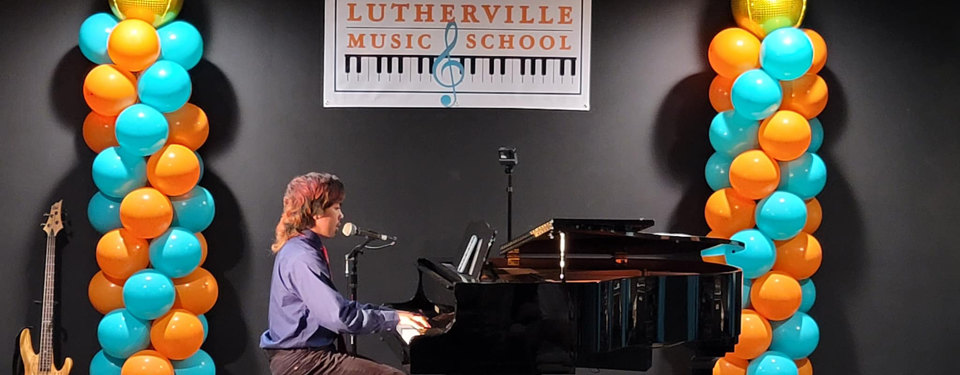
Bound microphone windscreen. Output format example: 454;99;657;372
341;222;357;237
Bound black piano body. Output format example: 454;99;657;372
383;219;743;374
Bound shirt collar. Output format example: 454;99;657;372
300;229;325;249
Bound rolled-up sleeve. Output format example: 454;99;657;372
287;254;399;335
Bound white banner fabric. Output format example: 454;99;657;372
323;0;592;110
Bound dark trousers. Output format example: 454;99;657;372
265;348;405;375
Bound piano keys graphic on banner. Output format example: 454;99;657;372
323;0;593;110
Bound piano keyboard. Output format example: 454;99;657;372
337;54;582;94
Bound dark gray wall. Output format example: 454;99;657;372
2;0;958;374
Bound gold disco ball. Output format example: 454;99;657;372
109;0;183;27
731;0;807;38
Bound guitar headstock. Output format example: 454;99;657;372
41;200;64;237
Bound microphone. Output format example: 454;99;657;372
341;222;397;242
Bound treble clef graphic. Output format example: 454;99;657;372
433;22;464;107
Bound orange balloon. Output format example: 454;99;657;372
147;144;201;196
707;230;732;239
83;64;138;116
150;309;204;360
705;188;757;235
703;255;726;265
83;112;119;153
709;75;734;112
713;354;748;375
773;232;822;279
96;229;150;280
88;271;126;314
729;150;780;200
759;111;811;161
731;309;772;360
121;350;173;375
108;19;161;72
803;29;827;75
172;267;219;315
164;103;209;150
120;187;173;239
803;198;822;233
796;358;813;375
708;28;761;78
196;232;208;265
750;271;802;321
781;74;828;120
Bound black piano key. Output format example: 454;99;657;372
540;59;547;76
520;58;526;75
469;58;476;75
530;59;537;75
418;57;425;74
356;56;362;73
499;58;506;75
429;57;436;75
386;56;393;73
376;56;382;74
345;55;351;73
397;57;403;74
560;59;566;76
488;57;495;75
571;59;576;76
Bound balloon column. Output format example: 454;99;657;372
704;1;825;374
81;2;217;374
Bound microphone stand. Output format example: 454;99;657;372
344;237;396;355
505;164;515;241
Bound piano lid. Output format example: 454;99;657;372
498;218;742;257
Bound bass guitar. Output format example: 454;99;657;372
18;200;72;375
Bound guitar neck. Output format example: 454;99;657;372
39;233;56;371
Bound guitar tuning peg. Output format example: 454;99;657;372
43;213;50;217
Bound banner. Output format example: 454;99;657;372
323;0;592;110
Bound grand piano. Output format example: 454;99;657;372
382;219;743;374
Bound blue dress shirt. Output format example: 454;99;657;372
260;230;399;349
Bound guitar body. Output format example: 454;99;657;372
19;328;72;375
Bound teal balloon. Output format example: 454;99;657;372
798;278;816;313
88;192;123;233
770;312;820;359
807;118;823;153
122;269;175;320
725;229;776;279
172;349;215;375
705;152;733;191
116;104;169;156
171;186;215;232
90;349;124;375
779;153;827;200
97;309;150;359
731;69;782;120
92;146;147;198
743;277;753;309
79;13;118;64
755;191;807;240
159;21;204;70
709;111;760;157
760;27;814;81
150;227;203;278
139;60;192;113
747;351;798;375
701;245;725;257
198;314;208;342
194;151;205;181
